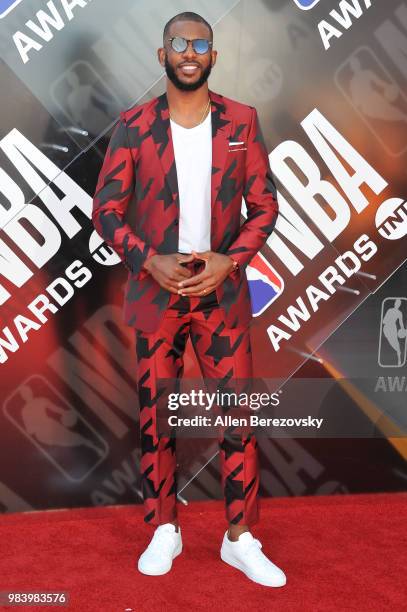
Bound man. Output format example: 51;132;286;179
92;11;285;588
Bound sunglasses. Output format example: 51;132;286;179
168;37;213;54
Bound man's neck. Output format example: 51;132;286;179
166;81;210;121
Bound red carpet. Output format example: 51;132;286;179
0;493;406;611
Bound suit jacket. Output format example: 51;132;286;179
92;88;279;332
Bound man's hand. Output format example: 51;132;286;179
143;253;195;293
177;250;236;296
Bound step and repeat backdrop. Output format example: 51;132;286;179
0;0;406;512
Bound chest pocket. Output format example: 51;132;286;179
226;139;247;178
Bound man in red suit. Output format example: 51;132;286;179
92;11;285;587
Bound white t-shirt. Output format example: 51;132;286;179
170;111;212;253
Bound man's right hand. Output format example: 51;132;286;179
142;253;195;293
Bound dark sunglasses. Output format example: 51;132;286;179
168;37;212;54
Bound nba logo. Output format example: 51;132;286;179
3;375;109;482
0;0;23;18
378;297;407;368
292;0;321;9
247;252;284;317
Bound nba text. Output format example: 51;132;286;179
375;377;407;392
318;0;373;50
12;0;93;64
0;260;92;364
267;233;377;351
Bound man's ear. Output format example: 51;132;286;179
157;48;165;67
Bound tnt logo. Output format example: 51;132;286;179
247;252;284;317
292;0;320;9
375;198;407;241
0;0;24;18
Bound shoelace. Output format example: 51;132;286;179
243;539;273;569
148;529;177;554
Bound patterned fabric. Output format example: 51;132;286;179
92;89;279;332
135;265;259;527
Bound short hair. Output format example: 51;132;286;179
163;12;213;45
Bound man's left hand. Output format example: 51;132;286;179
177;250;236;296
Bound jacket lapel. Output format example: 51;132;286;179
208;89;233;217
146;89;233;219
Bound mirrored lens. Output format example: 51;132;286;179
171;37;188;52
192;39;210;54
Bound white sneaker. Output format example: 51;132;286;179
220;531;286;587
137;523;182;576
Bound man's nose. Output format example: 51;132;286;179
182;41;198;58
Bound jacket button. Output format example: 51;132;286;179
174;220;179;226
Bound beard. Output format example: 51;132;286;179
164;55;212;91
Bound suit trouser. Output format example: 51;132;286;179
134;263;259;527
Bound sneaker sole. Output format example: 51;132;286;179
138;541;182;576
220;547;286;588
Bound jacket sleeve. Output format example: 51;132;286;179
91;111;157;275
225;107;279;270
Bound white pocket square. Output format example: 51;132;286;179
228;145;247;152
229;141;245;146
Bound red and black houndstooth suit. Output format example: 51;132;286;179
92;88;279;526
